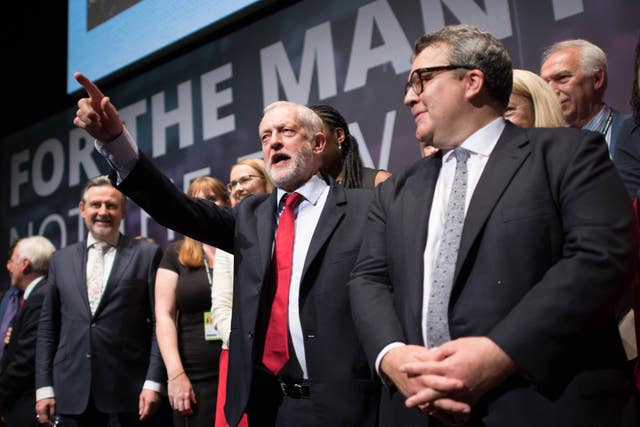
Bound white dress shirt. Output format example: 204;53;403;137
276;174;329;379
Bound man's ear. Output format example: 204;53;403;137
593;68;606;91
21;258;33;275
312;132;327;154
464;69;485;100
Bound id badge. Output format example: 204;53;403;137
204;311;221;341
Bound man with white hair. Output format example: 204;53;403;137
71;72;380;427
540;39;629;156
0;236;55;425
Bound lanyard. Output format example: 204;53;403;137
600;109;614;139
203;258;213;288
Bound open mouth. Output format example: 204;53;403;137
271;153;290;165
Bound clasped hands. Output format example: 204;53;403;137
380;337;515;426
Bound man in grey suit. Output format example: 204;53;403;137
35;176;164;427
348;25;638;426
72;72;379;427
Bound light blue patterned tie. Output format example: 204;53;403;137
427;148;470;347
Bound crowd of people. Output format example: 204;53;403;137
0;23;639;427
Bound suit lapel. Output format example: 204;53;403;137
256;192;278;281
95;234;133;316
73;241;91;315
404;155;442;335
301;182;345;278
454;124;530;283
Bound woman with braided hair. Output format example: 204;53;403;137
309;104;391;189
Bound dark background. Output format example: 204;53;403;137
1;3;70;139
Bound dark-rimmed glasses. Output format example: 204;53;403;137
404;65;475;96
226;174;264;192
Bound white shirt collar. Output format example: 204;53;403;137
23;276;45;300
276;173;329;208
443;116;506;162
86;233;119;249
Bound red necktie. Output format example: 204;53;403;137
262;192;303;375
19;298;25;308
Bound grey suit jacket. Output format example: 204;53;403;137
35;234;163;414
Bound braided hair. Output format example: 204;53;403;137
309;104;364;188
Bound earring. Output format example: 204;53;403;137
337;142;343;151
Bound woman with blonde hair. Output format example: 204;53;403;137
504;69;567;128
211;158;273;427
155;176;231;426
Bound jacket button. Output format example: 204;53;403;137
86;353;91;358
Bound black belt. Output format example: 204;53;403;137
278;380;311;399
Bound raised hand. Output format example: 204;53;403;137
73;72;123;142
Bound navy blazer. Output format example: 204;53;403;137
0;279;47;416
614;116;640;200
35;234;164;415
117;153;380;427
349;123;638;426
610;109;631;156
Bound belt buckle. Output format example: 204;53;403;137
280;381;305;398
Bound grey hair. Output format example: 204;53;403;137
80;175;126;206
263;101;325;139
14;236;56;275
542;39;607;79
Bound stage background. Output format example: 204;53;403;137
2;0;639;287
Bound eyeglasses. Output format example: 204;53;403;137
404;64;475;96
226;174;263;192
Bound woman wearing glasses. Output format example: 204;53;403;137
211;158;274;427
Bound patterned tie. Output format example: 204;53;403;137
262;192;304;375
87;241;109;315
427;148;470;347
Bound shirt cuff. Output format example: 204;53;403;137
375;341;406;385
94;126;139;183
143;380;166;395
36;386;55;401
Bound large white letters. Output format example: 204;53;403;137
201;63;236;140
344;0;412;91
260;21;337;105
152;80;194;157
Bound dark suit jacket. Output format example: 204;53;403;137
35;234;164;415
349;123;638;426
0;279;47;422
117;153;379;427
614;116;640;200
610;109;632;156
